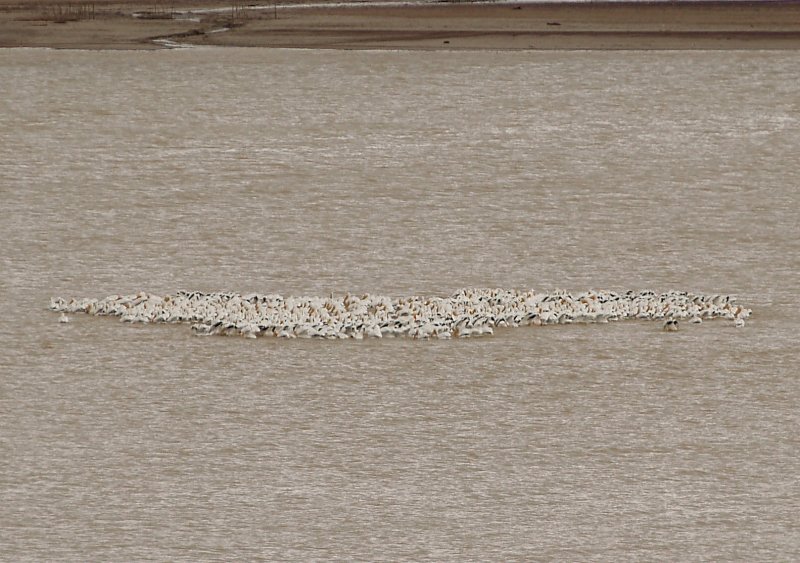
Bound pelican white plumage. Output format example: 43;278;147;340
58;313;70;324
49;288;751;340
364;324;383;339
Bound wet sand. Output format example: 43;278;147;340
2;1;800;50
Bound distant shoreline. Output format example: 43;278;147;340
2;1;800;50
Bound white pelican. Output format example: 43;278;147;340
48;288;753;341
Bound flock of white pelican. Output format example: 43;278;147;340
49;288;751;339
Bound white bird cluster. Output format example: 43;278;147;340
49;288;751;339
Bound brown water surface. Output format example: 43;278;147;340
1;47;799;560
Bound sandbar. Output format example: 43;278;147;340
2;1;800;50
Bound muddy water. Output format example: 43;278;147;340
1;47;799;560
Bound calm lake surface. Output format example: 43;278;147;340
1;47;799;560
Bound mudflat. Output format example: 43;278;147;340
2;1;800;50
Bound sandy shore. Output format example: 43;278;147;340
2;1;800;50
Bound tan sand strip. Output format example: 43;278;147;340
2;1;800;50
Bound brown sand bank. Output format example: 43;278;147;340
2;1;800;50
